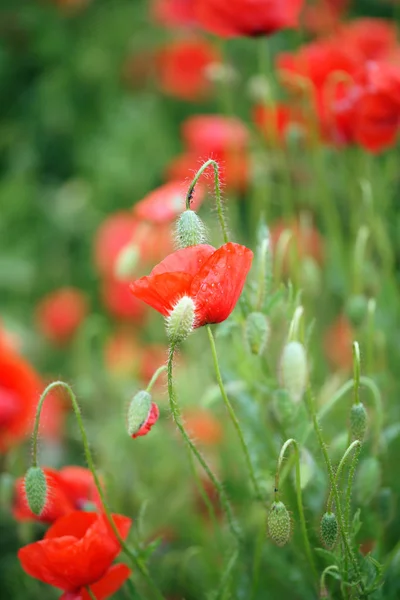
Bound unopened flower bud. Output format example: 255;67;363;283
175;210;208;249
320;512;339;549
350;403;368;441
114;244;139;281
345;294;368;327
267;501;291;547
244;312;270;355
127;390;159;439
166;296;195;345
280;341;308;403
24;467;47;516
355;457;381;505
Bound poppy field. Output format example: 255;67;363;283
2;1;400;599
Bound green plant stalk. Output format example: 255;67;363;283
185;159;229;244
31;382;165;600
275;438;318;582
320;565;340;597
343;442;362;592
250;516;267;600
326;440;361;512
145;365;167;394
167;346;241;542
206;325;263;501
304;389;365;595
188;451;221;544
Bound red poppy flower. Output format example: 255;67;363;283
35;288;88;345
152;0;197;29
156;38;220;101
184;408;223;444
195;0;305;38
101;277;148;322
0;348;42;453
303;0;348;36
254;104;307;145
324;315;353;371
182;114;249;155
337;18;397;61
133;181;205;224
13;466;102;523
130;242;253;327
131;403;160;439
18;511;131;597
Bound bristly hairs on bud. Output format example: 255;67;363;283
24;467;47;516
320;512;339;549
175;210;208;249
350;342;368;441
166;296;195;346
280;307;307;403
127;390;152;438
267;501;291;547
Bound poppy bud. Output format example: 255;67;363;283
345;295;368;327
175;210;208;249
24;467;47;517
350;403;368;442
127;391;159;439
114;244;139;281
267;501;291;547
355;457;381;505
320;512;338;549
244;312;270;355
166;296;195;345
280;341;308;403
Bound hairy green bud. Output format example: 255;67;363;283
350;403;368;442
127;390;152;437
166;296;195;345
320;512;339;549
267;501;291;547
280;341;308;403
175;210;208;248
24;467;47;516
244;312;270;356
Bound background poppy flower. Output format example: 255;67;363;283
182;114;249;155
35;288;88;346
130;242;253;327
323;315;354;371
133;180;205;224
152;0;197;29
100;277;148;322
254;104;307;145
337;18;397;61
18;511;131;596
195;0;305;38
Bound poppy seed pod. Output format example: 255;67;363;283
127;391;159;439
267;501;291;547
114;244;139;281
245;312;270;355
320;512;339;549
166;296;196;345
350;402;368;442
176;210;208;249
24;467;47;517
280;341;308;403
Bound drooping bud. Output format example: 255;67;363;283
355;457;381;505
350;402;368;442
114;243;139;281
244;312;270;356
345;294;368;327
267;501;291;547
175;210;208;249
127;390;159;439
166;296;195;345
320;512;339;549
24;467;47;516
280;341;308;403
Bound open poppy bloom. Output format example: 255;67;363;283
18;511;131;599
130;243;253;327
133;181;205;224
195;0;305;38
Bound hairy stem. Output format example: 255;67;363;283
326;440;361;512
145;365;167;393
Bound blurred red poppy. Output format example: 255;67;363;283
156;38;220;101
303;0;348;36
35;288;88;346
18;511;131;598
195;0;305;38
270;220;324;267
134;181;205;223
14;466;102;523
152;0;197;29
254;104;307;145
182;114;249;155
337;18;397;61
130;242;253;326
131;403;160;439
324;315;353;371
0;348;41;453
101;277;148;322
94;212;138;278
184;408;223;444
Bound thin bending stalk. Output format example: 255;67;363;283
185;159;229;244
304;389;365;595
207;325;263;501
146;365;167;393
167;347;241;542
275;439;317;582
326;440;361;512
320;565;340;597
32;382;165;600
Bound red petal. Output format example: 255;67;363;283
130;272;193;316
150;244;215;277
191;243;253;326
132;403;159;438
45;511;98;540
81;564;131;600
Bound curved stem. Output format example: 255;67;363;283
186;159;229;244
326;440;361;512
275;438;317;582
32;382;165;600
320;565;340;598
146;365;167;394
167;347;241;542
304;389;365;595
206;325;262;501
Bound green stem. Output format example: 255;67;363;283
86;587;97;600
145;365;167;393
275;438;317;582
167;347;241;542
326;440;361;512
304;389;365;595
320;565;340;598
188;451;221;542
186;159;229;244
31;382;165;600
206;325;262;501
343;442;362;590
